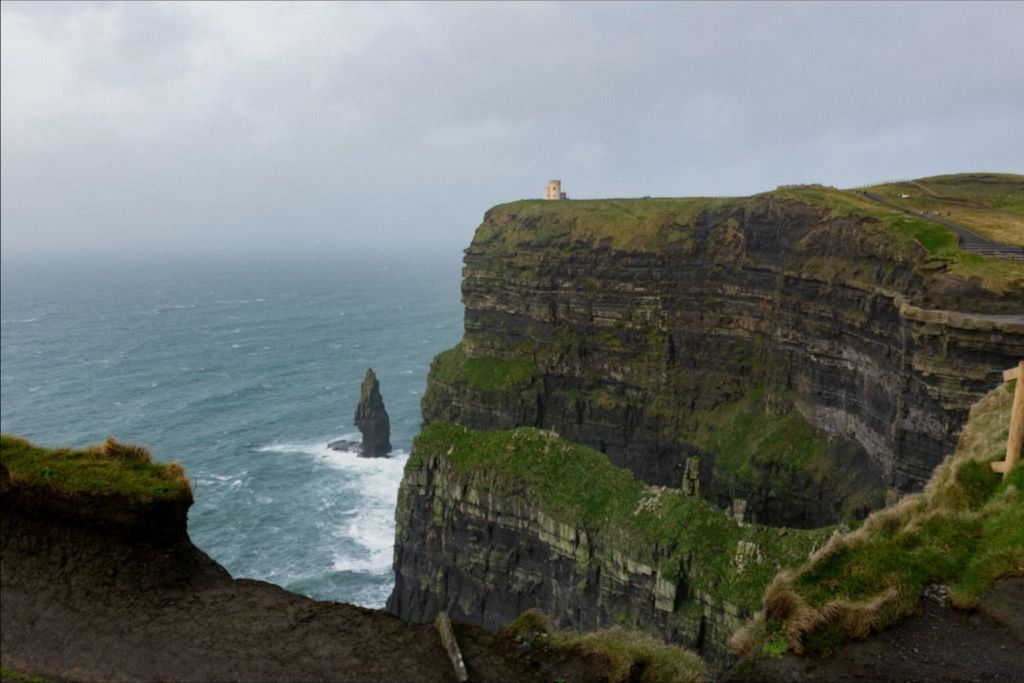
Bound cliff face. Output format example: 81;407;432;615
422;193;1024;521
390;185;1023;668
387;425;832;672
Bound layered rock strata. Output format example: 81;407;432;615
390;188;1023;669
333;368;393;456
387;424;833;673
422;195;1024;519
355;368;392;457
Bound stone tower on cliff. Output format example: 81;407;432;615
544;179;567;200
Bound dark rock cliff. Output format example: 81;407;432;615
422;195;1024;519
389;188;1024;671
387;427;832;672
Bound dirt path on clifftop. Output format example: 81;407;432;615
726;578;1024;683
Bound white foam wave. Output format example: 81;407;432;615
259;438;408;576
195;471;248;490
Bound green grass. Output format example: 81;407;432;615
427;339;881;524
429;342;538;391
772;180;1024;294
0;434;190;502
863;173;1024;246
739;381;1024;656
410;422;833;608
501;610;707;683
688;390;823;483
473;174;1024;296
648;384;883;524
464;355;538;390
0;667;49;683
477;196;737;253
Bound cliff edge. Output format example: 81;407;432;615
0;436;608;683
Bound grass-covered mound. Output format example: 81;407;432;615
732;381;1023;657
502;609;707;683
411;422;834;608
0;434;190;503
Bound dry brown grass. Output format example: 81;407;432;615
1;434;191;500
736;381;1023;656
501;610;707;683
92;436;154;463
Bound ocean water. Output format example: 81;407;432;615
0;252;463;607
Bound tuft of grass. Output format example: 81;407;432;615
501;609;707;683
1;434;190;502
746;381;1023;655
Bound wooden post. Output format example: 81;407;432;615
992;361;1023;477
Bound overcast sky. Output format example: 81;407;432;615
2;1;1022;259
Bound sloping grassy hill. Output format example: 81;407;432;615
732;379;1023;657
862;173;1024;247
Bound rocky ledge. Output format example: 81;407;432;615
0;437;606;683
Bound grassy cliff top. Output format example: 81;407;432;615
410;422;834;610
478;196;735;252
0;434;190;503
733;380;1023;657
862;173;1024;246
477;173;1024;297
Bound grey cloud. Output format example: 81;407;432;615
2;1;1022;260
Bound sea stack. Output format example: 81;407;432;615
354;368;391;457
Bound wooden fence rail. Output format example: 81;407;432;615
992;361;1024;477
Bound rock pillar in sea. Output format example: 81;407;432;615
355;368;391;457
